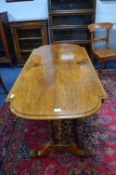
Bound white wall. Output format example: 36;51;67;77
96;0;116;28
0;0;48;21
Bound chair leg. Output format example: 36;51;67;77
0;77;8;94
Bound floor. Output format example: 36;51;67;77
0;61;116;109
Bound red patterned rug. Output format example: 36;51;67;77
0;70;116;175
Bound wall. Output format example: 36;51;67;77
96;0;116;49
0;0;48;21
96;0;116;28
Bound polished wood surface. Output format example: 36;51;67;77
7;44;107;120
88;23;113;32
88;23;116;66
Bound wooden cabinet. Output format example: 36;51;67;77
48;0;96;54
10;20;48;65
0;12;13;66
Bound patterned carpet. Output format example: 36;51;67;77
0;70;116;175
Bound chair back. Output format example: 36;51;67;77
88;23;113;50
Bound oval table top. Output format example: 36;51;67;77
7;44;107;120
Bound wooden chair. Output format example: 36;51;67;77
88;22;116;68
0;74;8;94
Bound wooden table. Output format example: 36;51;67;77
6;44;107;156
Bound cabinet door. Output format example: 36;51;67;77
18;28;44;64
11;28;23;65
0;24;11;64
50;13;95;26
50;0;95;11
51;28;90;42
17;28;42;49
11;22;48;65
0;27;4;59
41;25;48;45
0;40;5;59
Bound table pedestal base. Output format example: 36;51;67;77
29;120;90;157
30;141;89;157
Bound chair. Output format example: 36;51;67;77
0;74;8;94
88;22;116;68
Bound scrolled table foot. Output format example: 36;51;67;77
38;142;51;157
29;142;51;158
29;142;92;158
68;142;92;157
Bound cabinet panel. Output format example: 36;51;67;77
0;40;4;51
50;0;95;11
50;13;94;26
19;39;42;51
51;28;90;42
0;39;5;57
10;20;48;65
17;28;41;38
21;52;31;63
49;0;96;56
0;12;13;65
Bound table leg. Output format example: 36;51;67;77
30;120;90;157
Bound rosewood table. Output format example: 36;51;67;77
6;44;107;157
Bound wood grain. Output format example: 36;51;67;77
6;44;107;120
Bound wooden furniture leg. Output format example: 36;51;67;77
30;120;90;157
